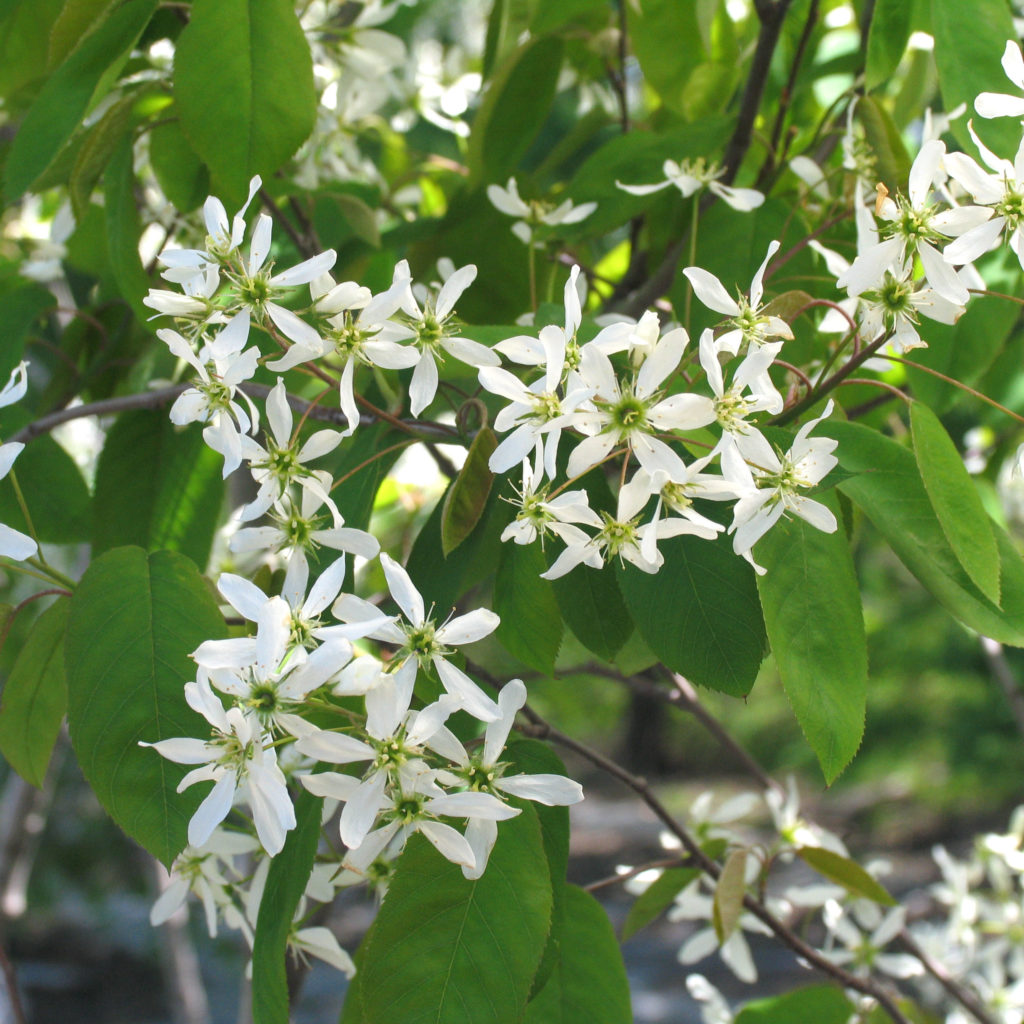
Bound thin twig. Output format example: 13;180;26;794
897;929;998;1024
0;942;27;1024
8;384;461;446
514;703;912;1024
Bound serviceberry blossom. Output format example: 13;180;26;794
617;157;764;212
0;362;38;561
487;177;596;245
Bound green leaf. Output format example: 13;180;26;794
530;0;605;34
467;35;564;185
104;132;151;321
856;95;911;195
494;542;563;675
523;886;631;1024
69;87;137;221
550;560;633;663
797;847;896;906
627;0;706;116
866;0;914;89
149;115;209;213
252;792;321;1024
92;411;224;570
712;849;747;943
0;599;69;787
441;427;497;556
912;403;1001;605
48;0;115;68
330;193;381;248
358;805;553;1024
0;285;55;378
829;420;1024;645
622;866;700;941
4;0;158;202
735;985;854;1024
618;530;766;697
65;547;226;867
174;0;316;203
0;0;66;96
755;491;867;784
903;290;1019;413
506;740;571;999
931;0;1020;157
0;434;91;544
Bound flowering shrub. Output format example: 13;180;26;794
1;2;1024;1022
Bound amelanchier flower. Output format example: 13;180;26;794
723;401;840;564
387;259;500;415
440;679;584;878
141;676;296;855
567;326;716;480
486;177;596;245
333;552;501;721
617;157;764;212
975;41;1024;119
683;240;793;356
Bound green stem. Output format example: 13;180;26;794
25;557;76;590
684;192;700;337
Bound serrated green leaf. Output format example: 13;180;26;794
735;985;854;1024
174;0;316;204
468;35;564;185
797;847;896;906
92;411;224;570
712;849;747;943
252;792;321;1024
0;599;69;787
932;0;1020;158
4;0;157;202
828;420;1024;645
441;427;496;556
755;490;866;784
65;547;226;867
0;434;91;544
911;402;1001;605
866;0;914;89
69;84;137;221
622;866;700;941
523;886;631;1024
149;115;209;212
494;542;563;675
618;529;766;697
358;805;552;1024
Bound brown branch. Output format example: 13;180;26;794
8;384;461;446
897;929;998;1024
514;703;912;1024
0;941;27;1024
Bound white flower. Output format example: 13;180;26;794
723;403;839;564
567;326;716;480
0;363;37;561
683;241;793;356
333;552;501;721
141;677;296;855
617;157;764;212
823;902;923;979
386;260;499;415
500;454;602;547
487;177;596;244
975;41;1024;119
238;378;343;521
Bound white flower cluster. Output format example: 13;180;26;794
140;178;583;968
479;256;838;578
0;363;38;563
